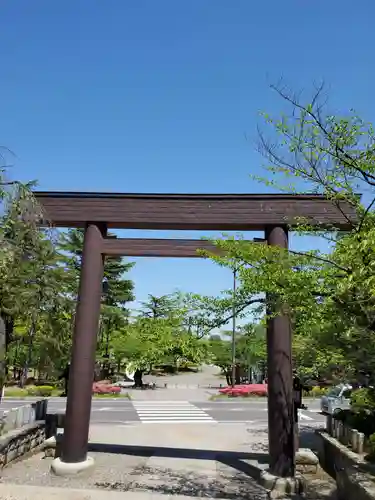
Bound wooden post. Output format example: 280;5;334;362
61;222;106;464
266;225;295;477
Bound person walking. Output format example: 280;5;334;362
59;362;70;396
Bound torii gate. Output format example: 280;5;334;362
34;191;356;478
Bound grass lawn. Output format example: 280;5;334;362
4;386;131;399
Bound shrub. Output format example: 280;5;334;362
36;385;55;397
350;411;375;437
334;408;375;437
92;382;121;394
351;388;375;414
219;384;268;397
26;385;54;397
25;386;38;396
305;386;329;398
4;387;28;398
333;409;352;423
94;392;130;398
368;433;375;459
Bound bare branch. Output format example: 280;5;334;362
288;249;351;273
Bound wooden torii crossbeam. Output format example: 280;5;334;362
102;238;223;257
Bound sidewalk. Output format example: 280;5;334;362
0;422;337;499
129;387;217;401
0;423;270;499
0;484;219;499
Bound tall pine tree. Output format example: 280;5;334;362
58;229;135;377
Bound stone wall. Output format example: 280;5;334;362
0;421;46;467
326;414;366;454
0;399;49;469
0;399;48;435
318;431;375;500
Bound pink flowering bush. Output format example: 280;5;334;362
219;384;267;397
92;382;121;394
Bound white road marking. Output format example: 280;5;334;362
132;401;215;423
298;411;314;421
261;408;317;421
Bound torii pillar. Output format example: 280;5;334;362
51;222;106;475
265;225;295;477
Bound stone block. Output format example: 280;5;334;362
43;432;63;458
351;429;359;452
43;436;56;458
56;413;65;428
297;464;318;474
32;400;48;421
358;432;365;454
15;407;24;428
296;448;319;466
260;471;304;498
22;404;32;425
30;406;36;424
295;448;319;475
4;409;17;432
326;414;333;435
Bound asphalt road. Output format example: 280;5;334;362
0;397;326;426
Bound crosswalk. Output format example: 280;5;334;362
132;401;216;424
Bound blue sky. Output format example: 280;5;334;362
1;0;374;310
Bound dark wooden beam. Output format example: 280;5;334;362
102;238;223;257
34;191;357;230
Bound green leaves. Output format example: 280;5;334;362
111;315;208;370
195;84;375;384
139;294;178;319
58;228;135;364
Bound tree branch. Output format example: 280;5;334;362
288;249;351;273
203;298;265;334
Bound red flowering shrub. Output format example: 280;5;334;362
218;384;267;397
92;382;121;394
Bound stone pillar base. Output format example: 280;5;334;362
260;471;304;498
51;456;95;476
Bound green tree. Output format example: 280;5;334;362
198;83;375;384
208;323;266;386
58;228;135;377
255;83;375;382
0;181;63;387
237;323;266;375
207;335;232;384
112;315;209;386
139;294;177;319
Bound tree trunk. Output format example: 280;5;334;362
4;315;14;380
0;316;6;403
134;369;144;388
225;369;232;386
4;315;14;350
235;365;241;385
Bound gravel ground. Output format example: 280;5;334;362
0;451;269;499
0;423;337;499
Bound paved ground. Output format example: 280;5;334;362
0;422;271;499
143;364;227;389
0;368;334;498
0;397;325;426
0;421;335;499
